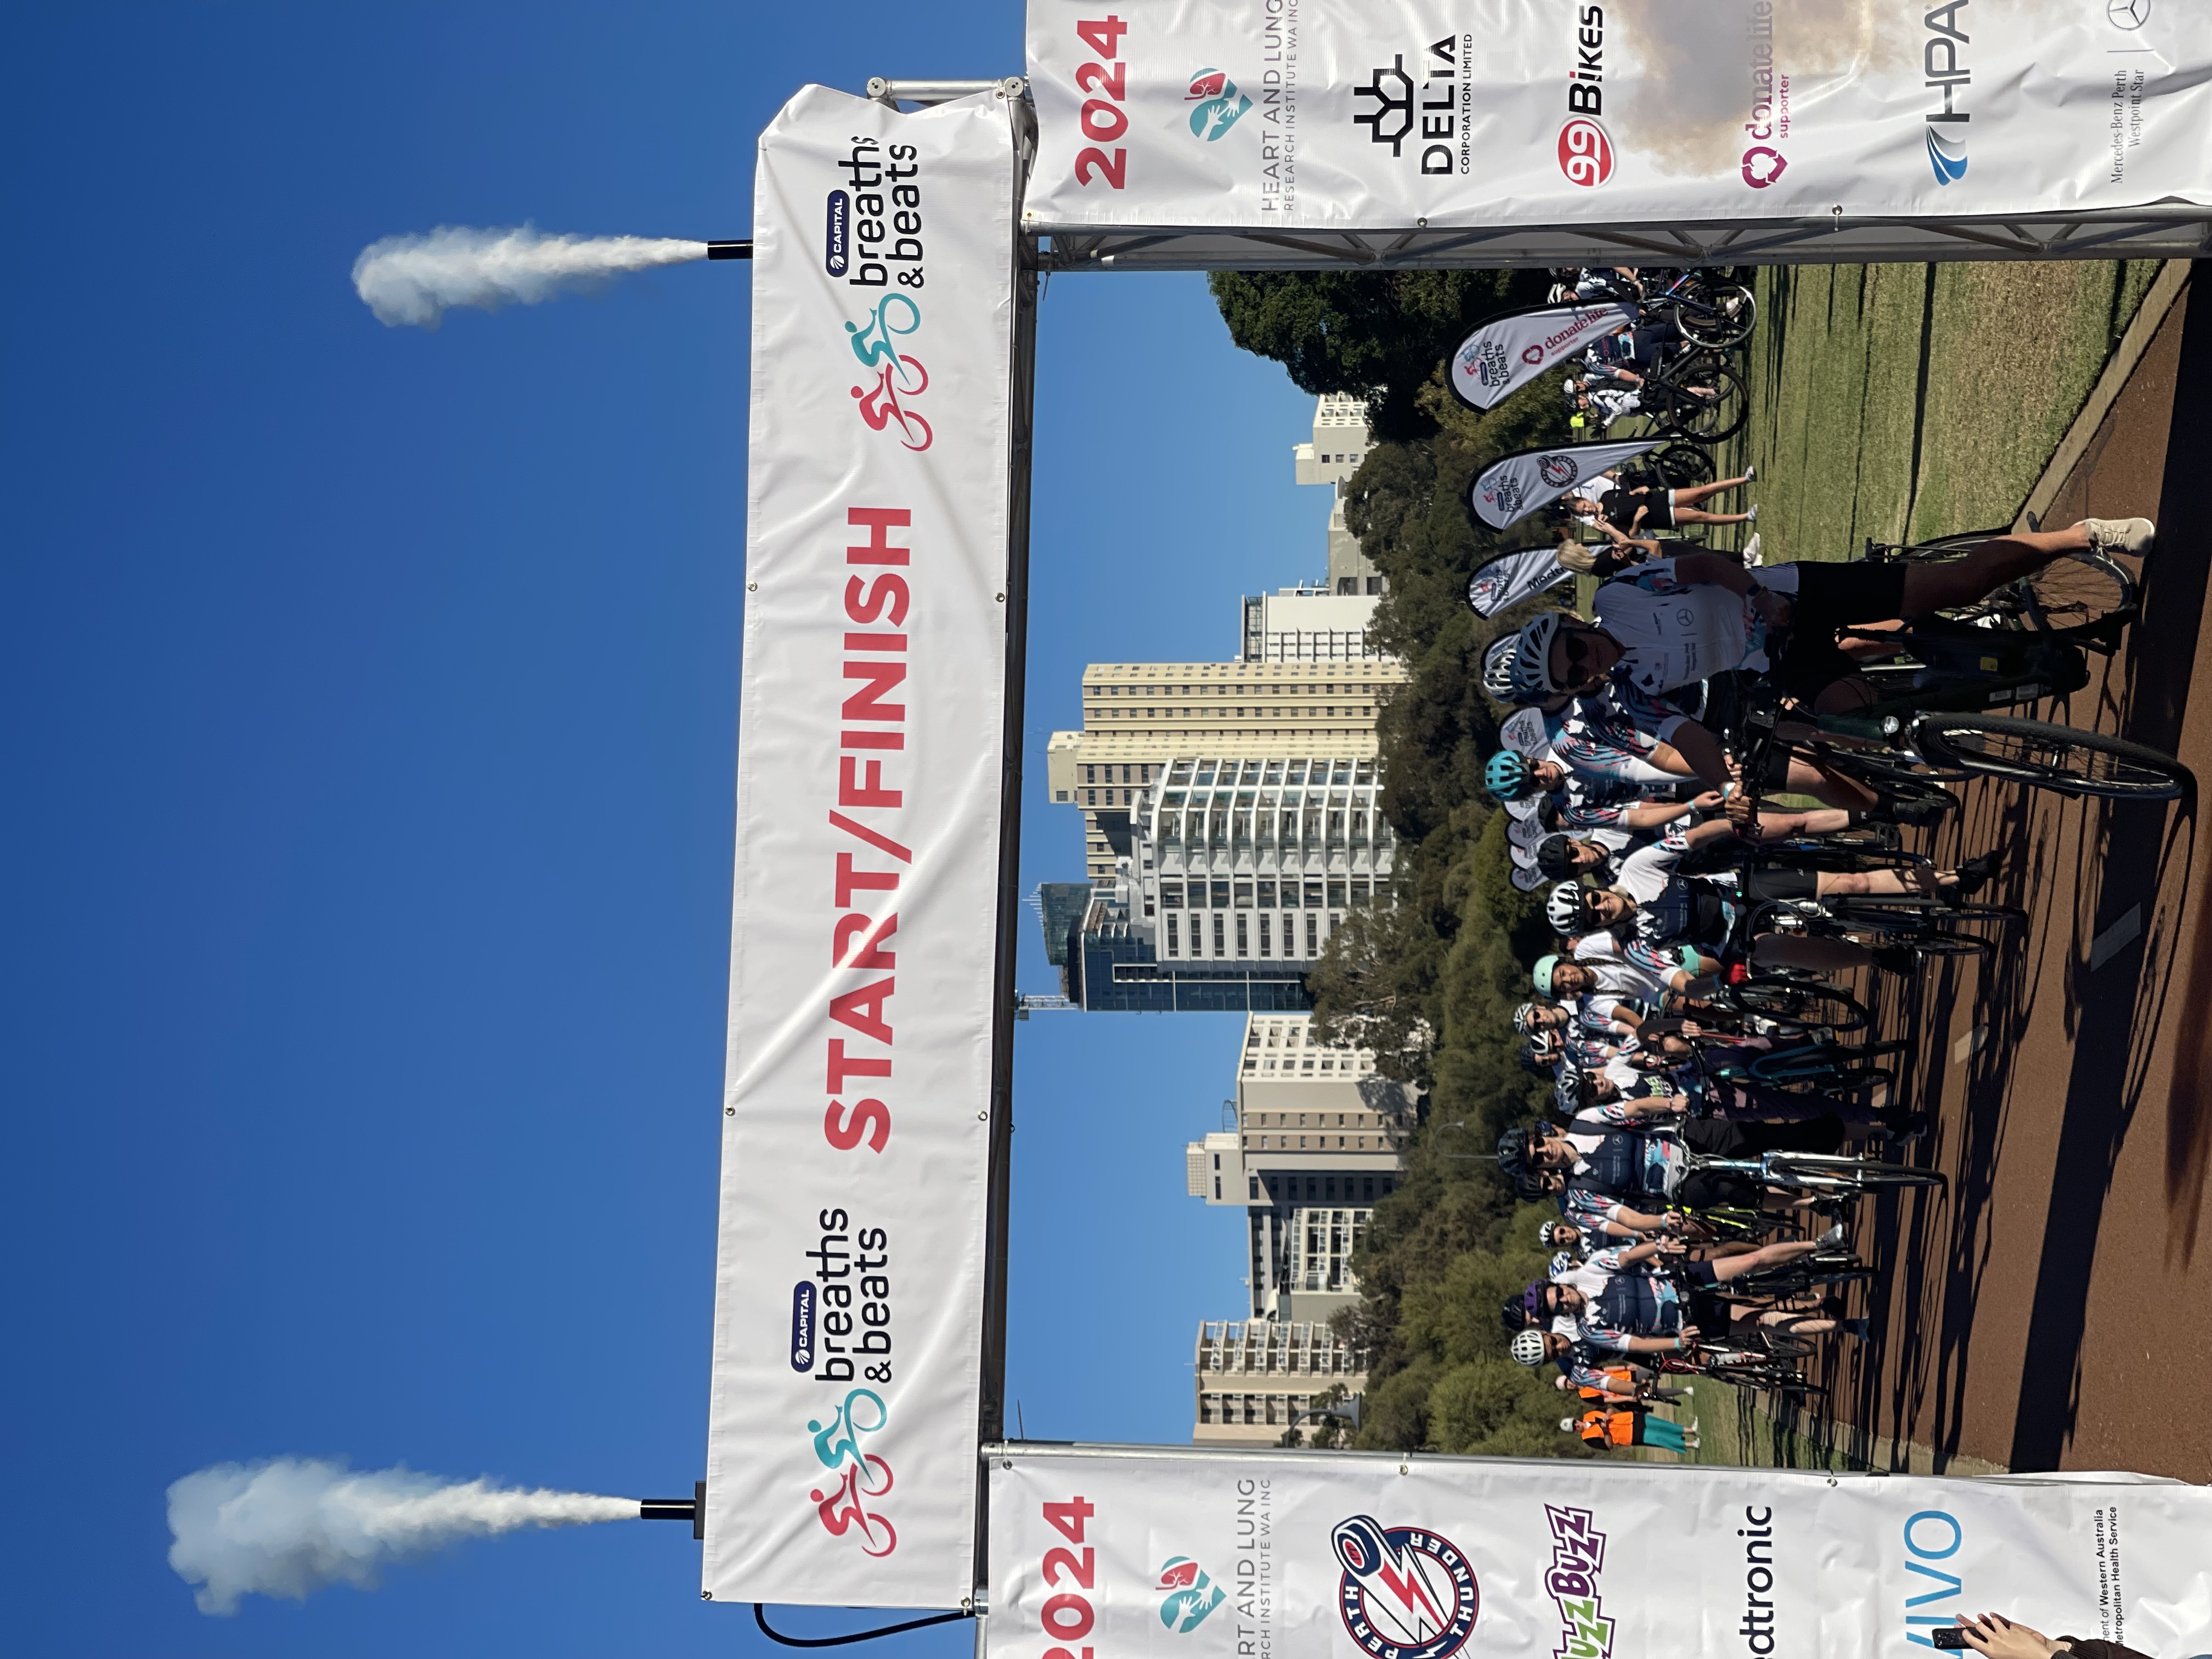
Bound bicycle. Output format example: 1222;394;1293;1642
1641;348;1748;443
1704;972;1871;1039
1689;1148;1946;1196
1578;268;1758;349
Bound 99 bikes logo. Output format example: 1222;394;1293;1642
1558;117;1613;188
1558;3;1614;187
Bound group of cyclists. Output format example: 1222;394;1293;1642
1481;267;2163;1449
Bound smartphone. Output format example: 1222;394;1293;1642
1930;1629;1971;1650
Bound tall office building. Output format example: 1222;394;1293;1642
1239;586;1385;664
1187;1013;1417;1322
1292;392;1384;596
1192;1318;1369;1446
1045;660;1407;888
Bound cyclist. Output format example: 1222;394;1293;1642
1513;1234;1848;1353
1499;1117;1848;1214
1485;749;1713;836
1494;520;2155;796
1564;1403;1699;1455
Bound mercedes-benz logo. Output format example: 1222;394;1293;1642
2107;0;2151;29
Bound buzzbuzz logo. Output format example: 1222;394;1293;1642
1185;69;1251;140
1333;1515;1481;1659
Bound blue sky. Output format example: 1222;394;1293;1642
2;4;1331;1654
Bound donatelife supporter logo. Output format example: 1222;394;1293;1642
1156;1558;1228;1632
1186;69;1252;140
1333;1515;1480;1659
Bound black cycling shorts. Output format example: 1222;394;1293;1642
1743;867;1819;902
1769;560;1909;704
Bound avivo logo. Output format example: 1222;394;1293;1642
1186;69;1251;140
1922;0;1971;185
1559;4;1614;187
1333;1514;1481;1659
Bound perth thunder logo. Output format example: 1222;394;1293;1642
1332;1515;1481;1659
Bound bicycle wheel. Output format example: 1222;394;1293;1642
1654;442;1716;487
1912;714;2192;801
1658;362;1748;442
1903;540;2138;637
1676;278;1758;348
1752;1328;1818;1359
1725;979;1871;1035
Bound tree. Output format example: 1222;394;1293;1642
1207;269;1551;438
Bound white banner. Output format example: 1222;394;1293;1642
1450;306;1635;413
989;1448;2212;1659
1023;0;2212;229
1466;548;1572;618
704;85;1017;1609
1469;437;1663;529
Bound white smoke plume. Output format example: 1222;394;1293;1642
352;225;708;328
167;1457;637;1614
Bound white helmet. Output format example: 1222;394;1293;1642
1508;613;1568;702
1549;1250;1577;1278
1510;1328;1550;1367
1546;880;1589;935
1560;1417;1580;1432
1481;634;1520;703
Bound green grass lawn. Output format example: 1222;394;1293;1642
1712;259;2165;563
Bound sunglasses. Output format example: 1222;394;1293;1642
1560;630;1600;676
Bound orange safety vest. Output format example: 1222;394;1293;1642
1578;1409;1640;1448
1577;1367;1638;1403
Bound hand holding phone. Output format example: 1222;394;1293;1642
1931;1628;1972;1650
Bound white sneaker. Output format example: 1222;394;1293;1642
2083;517;2154;558
1745;463;1757;482
1741;532;1764;567
1747;504;1760;523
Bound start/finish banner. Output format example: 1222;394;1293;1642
1023;0;2212;230
704;84;1018;1610
989;1447;2212;1659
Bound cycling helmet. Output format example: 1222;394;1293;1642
1536;1215;1569;1249
1545;880;1589;935
1554;1068;1592;1117
1535;834;1581;882
1495;1125;1530;1178
1485;751;1537;802
1511;999;1541;1030
1510;1328;1551;1367
1532;954;1562;998
1506;614;1566;703
1500;1291;1538;1335
1514;1175;1551;1204
1519;1030;1565;1075
1480;635;1520;703
1550;1250;1577;1279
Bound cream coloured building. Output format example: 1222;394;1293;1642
1046;659;1408;887
1192;1318;1368;1445
1291;392;1384;596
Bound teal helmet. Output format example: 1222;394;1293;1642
1533;954;1562;997
1485;751;1537;801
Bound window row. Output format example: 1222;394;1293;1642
1161;878;1375;910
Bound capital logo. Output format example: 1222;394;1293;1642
1333;1515;1481;1659
1539;454;1581;488
1186;69;1252;140
824;191;850;276
1353;56;1417;155
1558;117;1613;187
844;293;932;451
789;1280;817;1372
1740;145;1787;188
1926;125;1968;185
2107;0;2149;28
1157;1558;1228;1632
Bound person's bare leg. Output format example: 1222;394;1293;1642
1712;1240;1823;1282
1676;508;1754;526
1674;477;1750;508
1897;523;2091;616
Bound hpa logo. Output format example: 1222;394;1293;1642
1926;125;1968;185
1186;69;1251;140
1333;1515;1481;1659
1157;1558;1228;1632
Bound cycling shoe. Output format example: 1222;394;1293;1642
1876;791;1956;828
1947;851;2004;901
1872;946;1920;976
2083;516;2154;560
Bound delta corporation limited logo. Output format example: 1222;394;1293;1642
1156;1557;1228;1632
1353;55;1417;156
1332;1514;1481;1659
1186;69;1251;140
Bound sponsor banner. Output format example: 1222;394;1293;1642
988;1449;2212;1659
1465;548;1573;619
1469;436;1662;529
1023;0;2212;229
1451;306;1635;414
703;84;1017;1609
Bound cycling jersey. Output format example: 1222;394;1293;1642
1563;1128;1689;1203
1555;692;1688;783
1561;1247;1687;1350
1593;559;1768;694
1612;830;1743;952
